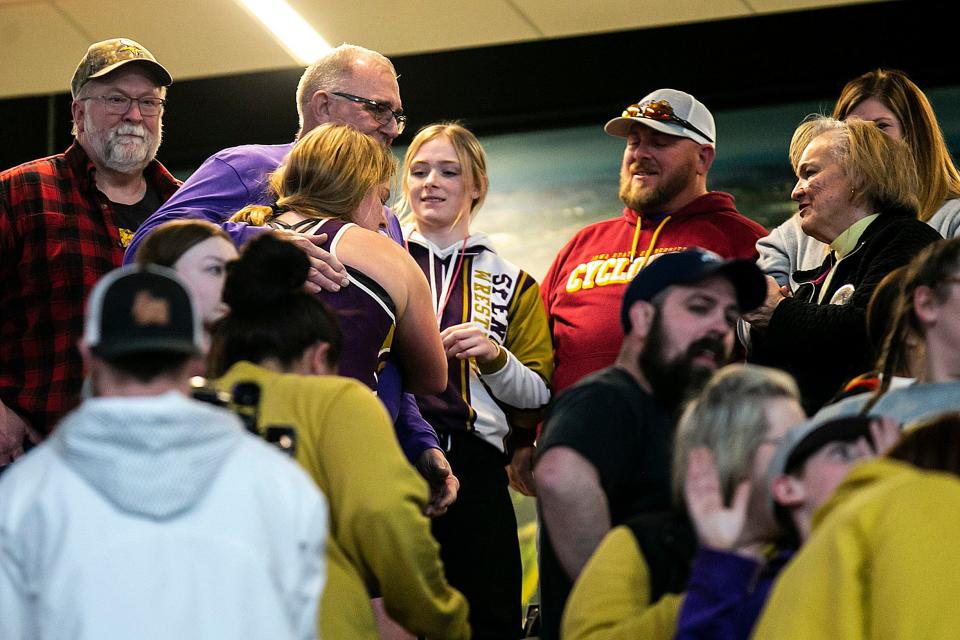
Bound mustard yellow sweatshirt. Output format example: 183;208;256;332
217;362;470;639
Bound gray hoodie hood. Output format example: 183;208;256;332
53;392;244;520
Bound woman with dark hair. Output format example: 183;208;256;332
745;117;941;412
759;68;960;287
135;219;237;329
209;233;469;640
887;412;960;474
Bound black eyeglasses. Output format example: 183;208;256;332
332;92;406;134
80;94;166;117
622;99;713;143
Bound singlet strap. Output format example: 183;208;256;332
267;217;331;235
346;266;397;317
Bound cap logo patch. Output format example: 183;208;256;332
132;290;170;327
116;42;145;58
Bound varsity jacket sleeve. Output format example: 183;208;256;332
562;525;682;640
477;271;553;410
316;382;470;640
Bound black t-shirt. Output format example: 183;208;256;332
109;183;161;248
536;366;674;640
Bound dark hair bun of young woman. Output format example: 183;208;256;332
223;232;310;311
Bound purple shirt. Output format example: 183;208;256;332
675;546;792;640
125;142;440;462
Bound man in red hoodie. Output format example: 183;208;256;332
541;89;768;396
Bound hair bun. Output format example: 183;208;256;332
223;232;311;311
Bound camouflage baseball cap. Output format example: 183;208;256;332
71;38;172;98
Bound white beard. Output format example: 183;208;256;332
83;112;162;175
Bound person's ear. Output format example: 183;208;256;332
770;474;805;509
913;285;940;328
309;90;332;122
72;100;86;135
306;341;333;376
78;340;93;370
697;144;716;175
627;300;655;339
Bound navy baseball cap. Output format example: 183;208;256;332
766;415;875;531
620;249;766;332
84;264;203;359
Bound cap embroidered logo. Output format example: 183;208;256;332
132;290;170;327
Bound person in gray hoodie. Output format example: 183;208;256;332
0;264;328;640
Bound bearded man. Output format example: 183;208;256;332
0;39;179;463
534;249;766;640
541;89;767;397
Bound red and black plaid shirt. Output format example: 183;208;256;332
0;142;180;435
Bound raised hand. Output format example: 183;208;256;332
684;447;752;552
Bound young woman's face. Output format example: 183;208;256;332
353;183;389;232
173;236;238;326
846;97;904;141
407;136;478;234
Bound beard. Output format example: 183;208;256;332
640;310;727;415
83;111;162;174
619;154;698;214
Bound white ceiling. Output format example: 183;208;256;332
0;0;880;99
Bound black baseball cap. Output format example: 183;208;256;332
84;264;203;359
620;249;766;331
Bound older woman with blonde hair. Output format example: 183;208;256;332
228;122;446;395
759;68;960;286
746;117;941;412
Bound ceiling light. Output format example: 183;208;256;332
235;0;330;64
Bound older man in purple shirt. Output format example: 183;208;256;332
125;44;456;516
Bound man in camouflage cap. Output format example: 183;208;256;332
0;38;180;466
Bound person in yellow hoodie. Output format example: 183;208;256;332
561;364;806;640
754;414;960;639
208;232;470;640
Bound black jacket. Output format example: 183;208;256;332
751;210;941;413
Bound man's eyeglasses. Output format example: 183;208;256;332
622;99;713;143
80;94;166;117
332;92;406;134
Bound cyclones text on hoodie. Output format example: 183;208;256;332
540;192;767;394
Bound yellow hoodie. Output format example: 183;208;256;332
753;458;960;639
217;362;470;640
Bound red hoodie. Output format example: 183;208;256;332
541;192;767;394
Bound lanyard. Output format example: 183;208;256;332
429;237;469;325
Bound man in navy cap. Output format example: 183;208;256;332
535;248;766;640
